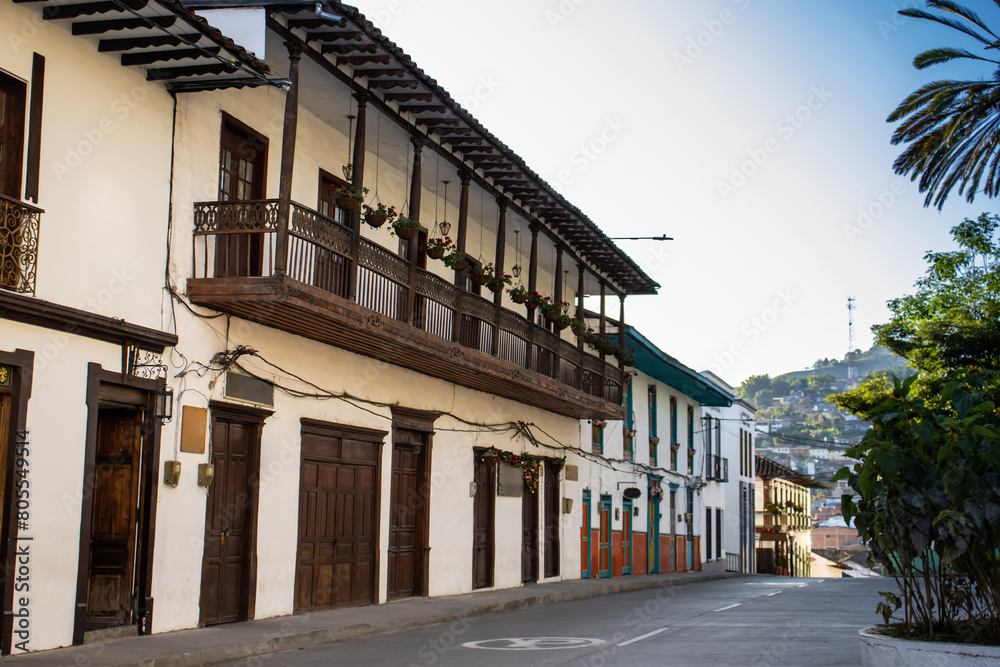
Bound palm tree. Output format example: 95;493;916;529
888;1;1000;210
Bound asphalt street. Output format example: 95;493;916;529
221;576;885;667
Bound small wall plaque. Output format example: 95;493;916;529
180;406;208;454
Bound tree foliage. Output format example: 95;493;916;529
873;213;1000;375
888;1;1000;209
833;369;1000;644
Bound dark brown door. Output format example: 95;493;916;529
200;414;258;626
472;452;495;590
522;478;539;583
388;439;422;599
216;118;267;278
295;431;377;612
312;171;350;297
543;461;560;579
86;408;143;628
0;74;26;199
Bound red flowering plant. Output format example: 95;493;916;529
525;290;544;309
539;296;568;321
484;268;513;293
362;202;397;228
422;236;455;260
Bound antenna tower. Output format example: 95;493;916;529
847;297;857;384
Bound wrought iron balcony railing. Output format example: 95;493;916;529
0;194;42;296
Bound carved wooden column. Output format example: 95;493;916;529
553;245;563;378
451;169;471;343
525;222;539;370
404;136;422;326
576;263;585;351
491;197;507;357
599;281;607;399
618;293;626;370
347;92;367;301
274;40;302;278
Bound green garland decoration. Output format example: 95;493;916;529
480;446;565;493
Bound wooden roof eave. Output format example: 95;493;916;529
267;4;656;295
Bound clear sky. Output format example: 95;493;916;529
349;0;991;388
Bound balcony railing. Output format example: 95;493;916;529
705;455;729;482
191;199;623;405
0;194;42;296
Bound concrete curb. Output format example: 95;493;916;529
6;572;738;666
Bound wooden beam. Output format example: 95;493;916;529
121;46;219;66
352;68;405;78
337;54;392;66
367;79;418;90
99;33;199;52
41;0;146;20
382;92;434;102
146;62;234;81
72;14;175;35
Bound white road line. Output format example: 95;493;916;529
618;628;668;646
767;591;782;597
798;584;809;588
713;603;742;612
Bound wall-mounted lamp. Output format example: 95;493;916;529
154;386;174;423
163;460;181;487
438;220;451;236
198;463;215;487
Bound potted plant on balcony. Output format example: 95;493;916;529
334;184;368;211
443;249;469;271
507;285;529;304
485;269;512;294
554;313;573;331
649;435;660;447
570;318;587;336
391;215;422;240
670;441;680;452
539;297;566;322
469;262;493;287
362;202;396;228
422;236;454;260
525;291;544;310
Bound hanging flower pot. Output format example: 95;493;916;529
333;184;368;211
363;203;395;229
392;216;422;240
427;247;445;259
508;286;528;304
443;251;468;271
554;314;572;331
525;292;543;310
471;272;489;287
487;282;505;294
423;236;454;260
539;297;566;322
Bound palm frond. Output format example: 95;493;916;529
928;0;1000;40
905;5;996;44
914;46;1000;69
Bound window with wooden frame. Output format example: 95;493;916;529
592;421;603;455
623;376;633;461
687;405;695;474
670;396;678;470
648;384;657;467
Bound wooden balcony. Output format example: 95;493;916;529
186;200;625;420
0;194;42;296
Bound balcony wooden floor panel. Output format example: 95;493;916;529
187;276;625;420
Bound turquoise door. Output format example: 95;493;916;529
598;496;611;578
581;490;591;578
622;499;633;575
686;487;695;569
648;487;660;574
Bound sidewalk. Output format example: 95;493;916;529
5;571;737;666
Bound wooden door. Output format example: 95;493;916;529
542;461;559;579
622;499;633;575
312;171;350;298
581;490;591;578
86;408;142;628
521;480;539;583
0;74;26;199
686;488;695;570
388;441;421;599
201;414;258;626
472;453;495;590
216;119;267;278
295;432;377;612
648;494;660;574
598;496;611;578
